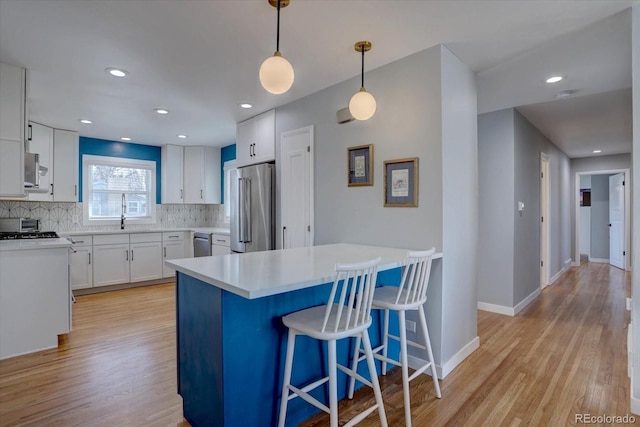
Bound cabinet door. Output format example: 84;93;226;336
130;241;163;282
183;146;204;203
163;240;186;278
0;138;24;197
93;243;130;287
236;119;256;167
203;147;221;204
70;246;93;290
28;122;54;201
0;63;26;142
162;144;184;204
53;129;79;202
254;109;275;163
211;244;231;256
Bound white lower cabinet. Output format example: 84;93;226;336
69;235;93;290
130;240;163;282
93;242;130;287
163;232;186;278
211;233;231;255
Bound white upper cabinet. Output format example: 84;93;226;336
0;62;27;142
162;144;184;204
236;109;275;167
27;124;78;202
27;122;54;201
53;129;79;202
183;146;221;204
0;62;27;197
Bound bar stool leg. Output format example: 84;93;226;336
361;330;388;427
328;339;338;427
347;334;362;399
418;305;441;398
278;330;297;427
381;309;390;375
398;310;412;427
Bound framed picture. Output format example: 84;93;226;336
384;157;418;207
347;144;373;187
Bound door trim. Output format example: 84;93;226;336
574;168;631;271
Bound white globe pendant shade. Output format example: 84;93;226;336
259;52;294;95
349;88;376;120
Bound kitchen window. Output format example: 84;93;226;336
82;155;156;225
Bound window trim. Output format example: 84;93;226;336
82;154;157;226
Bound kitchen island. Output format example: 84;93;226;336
166;243;442;427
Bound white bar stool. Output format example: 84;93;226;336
277;257;388;427
348;249;441;427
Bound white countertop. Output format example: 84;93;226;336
61;227;230;236
0;237;72;251
166;243;442;299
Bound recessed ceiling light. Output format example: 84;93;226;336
177;134;188;139
79;119;93;124
120;137;131;141
240;103;253;109
546;76;563;84
154;108;169;115
593;150;602;154
106;67;129;77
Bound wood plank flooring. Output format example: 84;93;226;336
0;262;631;426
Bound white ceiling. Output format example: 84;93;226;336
0;0;634;158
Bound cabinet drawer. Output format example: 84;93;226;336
66;234;92;246
162;231;185;241
94;234;129;245
130;232;162;243
212;234;230;247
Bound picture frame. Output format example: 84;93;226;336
384;157;418;207
347;144;373;187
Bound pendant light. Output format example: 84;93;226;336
259;0;294;94
349;41;376;121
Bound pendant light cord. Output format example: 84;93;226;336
361;45;365;88
276;0;281;52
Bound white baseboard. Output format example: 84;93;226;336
572;261;581;267
477;302;514;316
513;288;541;315
407;336;480;379
478;289;540;317
564;258;573;270
589;257;610;264
550;265;569;285
631;367;640;415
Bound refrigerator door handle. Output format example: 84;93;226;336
239;178;252;243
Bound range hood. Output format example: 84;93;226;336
24;152;50;193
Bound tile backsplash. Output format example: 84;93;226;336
0;201;226;232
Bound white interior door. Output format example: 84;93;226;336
540;153;549;288
280;126;314;249
609;173;624;270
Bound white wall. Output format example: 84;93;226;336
275;44;478;375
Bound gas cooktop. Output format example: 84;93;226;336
0;231;60;240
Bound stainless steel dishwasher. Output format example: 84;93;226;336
193;232;212;257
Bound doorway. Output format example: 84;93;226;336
540;153;550;288
574;169;630;271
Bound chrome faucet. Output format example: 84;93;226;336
121;193;126;230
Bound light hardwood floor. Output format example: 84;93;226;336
0;262;631;426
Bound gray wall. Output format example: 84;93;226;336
275;44;478;370
631;2;640;403
590;175;611;260
477;109;514;307
478;108;571;310
570;154;631;262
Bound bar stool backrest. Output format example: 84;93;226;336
321;257;381;333
395;248;436;305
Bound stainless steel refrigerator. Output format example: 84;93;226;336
230;162;275;253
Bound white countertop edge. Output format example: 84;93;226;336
0;238;72;251
60;227;230;236
166;244;442;299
